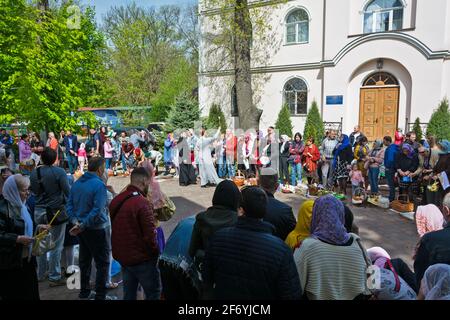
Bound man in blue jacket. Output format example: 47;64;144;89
67;157;111;300
383;136;400;202
63;130;78;174
203;186;302;300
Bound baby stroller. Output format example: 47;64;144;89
158;217;202;300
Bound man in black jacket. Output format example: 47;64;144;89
258;167;296;240
203;186;302;300
414;193;450;288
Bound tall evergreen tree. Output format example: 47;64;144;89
166;92;200;132
412;117;423;142
275;104;293;137
427;98;450;141
303;101;325;145
206;104;227;133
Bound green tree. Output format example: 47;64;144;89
150;57;198;121
205;104;227;133
102;4;199;110
166;92;200;132
427;98;450;141
275;104;293;137
412;117;423;142
303;101;325;145
0;0;104;132
0;0;36;121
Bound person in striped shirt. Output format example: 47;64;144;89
294;195;371;300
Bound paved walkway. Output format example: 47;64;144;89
40;176;419;300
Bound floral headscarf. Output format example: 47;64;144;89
310;195;351;245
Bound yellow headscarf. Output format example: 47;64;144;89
285;200;314;250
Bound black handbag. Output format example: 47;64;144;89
36;166;69;225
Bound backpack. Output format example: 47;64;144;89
384;145;399;169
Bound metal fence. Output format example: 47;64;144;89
323;117;343;136
405;118;428;135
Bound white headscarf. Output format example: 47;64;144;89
2;175;33;240
422;264;450;300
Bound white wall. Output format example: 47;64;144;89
199;0;450;135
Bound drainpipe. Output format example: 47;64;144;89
320;0;327;119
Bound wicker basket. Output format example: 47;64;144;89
391;195;414;213
232;171;246;187
308;185;318;196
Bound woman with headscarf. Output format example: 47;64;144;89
396;143;420;202
415;204;444;238
367;246;418;293
302;137;320;185
366;140;385;196
288;133;304;187
366;247;417;300
293;195;370;300
188;180;241;263
354;136;370;191
332;134;353;195
139;160;174;253
279;135;291;186
433;140;450;201
418;264;450;300
178;134;197;186
0;174;50;300
285;200;314;250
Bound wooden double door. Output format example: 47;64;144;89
359;87;399;142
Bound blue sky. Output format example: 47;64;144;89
79;0;197;24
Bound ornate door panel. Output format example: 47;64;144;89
378;88;399;139
359;89;378;141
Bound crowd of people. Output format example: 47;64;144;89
0;149;449;300
161;125;449;210
0;126;160;178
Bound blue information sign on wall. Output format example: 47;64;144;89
326;95;344;105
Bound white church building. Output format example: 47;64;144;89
198;0;450;141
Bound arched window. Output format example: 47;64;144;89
363;72;399;86
363;0;404;34
231;85;238;116
283;78;308;115
286;9;309;44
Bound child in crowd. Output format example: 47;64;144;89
77;143;88;173
349;163;364;197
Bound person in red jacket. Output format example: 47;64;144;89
395;128;404;145
302;137;321;185
110;167;160;300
